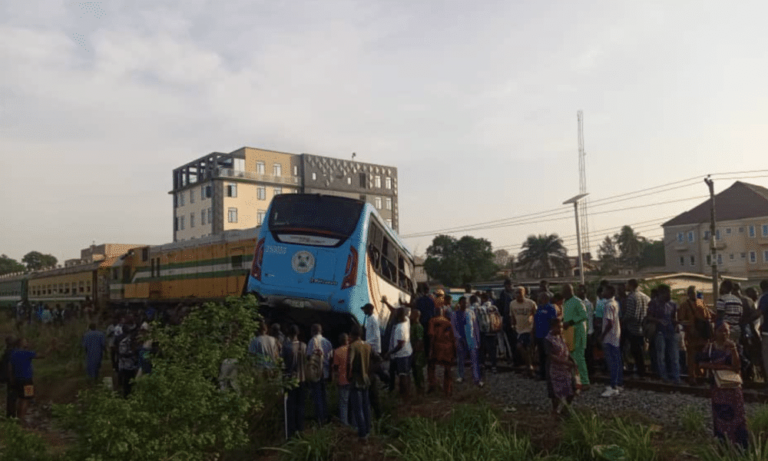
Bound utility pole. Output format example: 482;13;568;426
704;176;718;299
577;111;590;259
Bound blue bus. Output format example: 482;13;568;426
245;193;415;340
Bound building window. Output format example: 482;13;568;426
374;197;382;209
741;252;747;259
274;187;282;196
312;172;317;181
687;231;694;243
386;219;393;228
717;254;723;265
706;254;712;266
208;208;212;223
179;191;185;206
750;251;757;264
273;163;282;176
256;162;265;174
228;208;238;223
142;248;149;262
729;253;734;260
385;197;392;210
725;227;731;235
716;229;721;240
764;250;768;263
227;183;237;198
749;225;756;237
677;232;683;243
257;187;266;200
174;217;178;232
190;213;195;228
174;194;178;208
257;210;266;225
359;173;367;188
763;224;768;237
374;175;381;188
293;165;298;176
704;230;710;240
202;211;206;225
180;216;185;230
347;177;351;185
679;256;685;266
739;227;745;233
201;186;206;200
385;177;392;189
190;190;195;203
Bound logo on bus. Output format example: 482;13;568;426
291;251;315;274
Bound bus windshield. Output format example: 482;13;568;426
268;194;365;240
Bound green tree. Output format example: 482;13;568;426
424;235;497;287
0;254;25;275
614;226;644;269
55;295;267;461
516;234;570;279
21;251;58;271
597;236;619;275
639;239;665;269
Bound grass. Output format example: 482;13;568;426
680;405;707;434
559;409;657;461
386;404;542;461
748;404;768;436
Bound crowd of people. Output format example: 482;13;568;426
248;277;768;448
12;296;98;327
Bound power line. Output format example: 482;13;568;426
401;172;767;240
401;175;708;238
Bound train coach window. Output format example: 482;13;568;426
142;248;149;261
231;255;243;268
79;281;84;293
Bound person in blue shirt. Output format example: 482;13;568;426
534;292;558;380
82;323;106;382
9;338;46;426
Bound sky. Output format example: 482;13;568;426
2;0;768;265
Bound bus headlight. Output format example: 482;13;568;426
251;238;265;281
341;246;358;290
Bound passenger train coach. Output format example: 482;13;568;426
246;194;415;340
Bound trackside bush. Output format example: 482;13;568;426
0;418;53;461
54;296;264;461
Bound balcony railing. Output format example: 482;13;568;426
214;168;300;185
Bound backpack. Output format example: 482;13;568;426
306;337;324;383
488;310;503;334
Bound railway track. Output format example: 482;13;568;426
492;364;768;403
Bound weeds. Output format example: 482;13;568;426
698;434;768;461
748;404;768;436
386;404;540;461
680;405;707;434
274;426;341;461
559;409;656;461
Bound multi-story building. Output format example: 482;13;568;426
300;153;398;230
170;147;399;242
662;181;768;282
170;147;301;242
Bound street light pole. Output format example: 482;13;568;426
564;193;589;286
573;201;585;286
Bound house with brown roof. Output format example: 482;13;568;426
662;181;768;281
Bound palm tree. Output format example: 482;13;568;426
517;234;571;279
614;226;645;269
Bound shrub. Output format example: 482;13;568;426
54;296;265;461
275;425;342;461
0;418;53;461
560;410;656;461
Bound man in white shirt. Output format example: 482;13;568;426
362;303;381;354
386;307;413;398
600;285;623;397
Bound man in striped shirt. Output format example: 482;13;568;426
716;279;743;343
